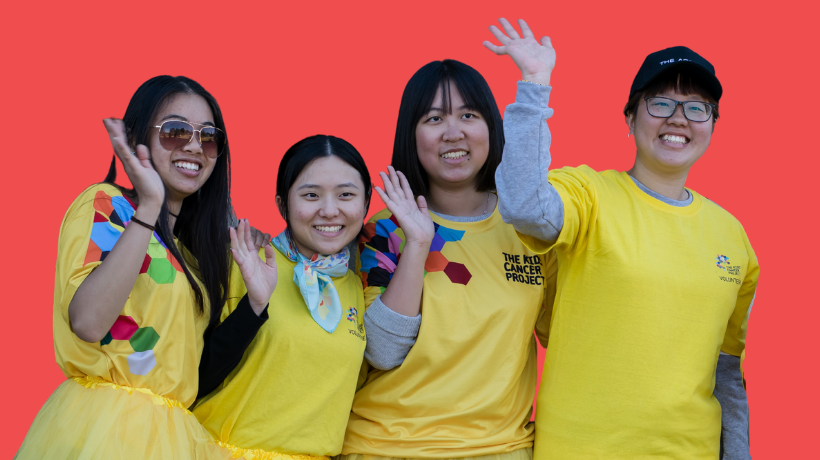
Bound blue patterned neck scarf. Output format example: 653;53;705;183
271;230;350;333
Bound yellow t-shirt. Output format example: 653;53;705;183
54;183;209;407
343;205;557;458
517;166;759;460
194;248;366;456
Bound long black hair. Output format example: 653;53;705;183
391;59;504;197
104;75;231;332
276;135;372;233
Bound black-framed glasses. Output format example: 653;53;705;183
644;97;716;122
154;120;227;158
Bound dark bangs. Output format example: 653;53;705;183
392;59;504;196
624;71;720;122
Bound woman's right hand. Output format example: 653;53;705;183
375;166;435;249
103;118;165;211
483;18;556;86
230;219;277;316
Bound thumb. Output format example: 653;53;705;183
541;36;552;48
264;244;276;269
416;195;429;213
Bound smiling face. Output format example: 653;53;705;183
276;155;366;258
146;93;218;205
628;88;715;175
415;82;490;191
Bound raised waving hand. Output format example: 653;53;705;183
231;219;278;315
375;166;435;250
483;18;556;86
102;118;165;210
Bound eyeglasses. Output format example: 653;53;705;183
154;120;226;158
644;97;716;122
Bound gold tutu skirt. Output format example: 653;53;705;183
15;377;232;460
337;447;533;460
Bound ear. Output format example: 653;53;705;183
625;113;635;135
275;195;287;221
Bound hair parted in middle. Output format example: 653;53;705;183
391;59;504;197
275;134;372;227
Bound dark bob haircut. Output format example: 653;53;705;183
276;134;372;229
392;59;504;196
624;71;720;123
104;75;232;333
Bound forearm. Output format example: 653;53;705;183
69;205;160;342
715;352;751;460
495;82;564;243
198;294;268;398
379;244;428;317
363;296;421;370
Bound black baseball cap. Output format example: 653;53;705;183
629;46;722;101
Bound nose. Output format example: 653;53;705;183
667;104;689;126
183;130;204;155
442;117;465;142
318;197;340;219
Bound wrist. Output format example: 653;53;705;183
521;71;552;86
249;299;268;316
133;205;161;224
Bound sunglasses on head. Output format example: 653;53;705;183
154;120;226;158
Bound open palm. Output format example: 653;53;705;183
483;18;556;86
102;118;165;208
375;166;435;249
231;219;277;314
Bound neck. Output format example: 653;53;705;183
426;182;494;217
166;197;183;231
627;160;689;201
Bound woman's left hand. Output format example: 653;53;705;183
375;166;435;250
230;219;277;315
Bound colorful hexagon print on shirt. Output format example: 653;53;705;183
359;215;472;288
100;315;162;376
84;190;184;284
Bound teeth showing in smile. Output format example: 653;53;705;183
661;134;688;144
173;161;200;171
315;225;343;233
441;151;468;159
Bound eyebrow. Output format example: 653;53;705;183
159;114;215;126
296;182;360;190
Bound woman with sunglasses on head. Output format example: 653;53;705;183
340;59;557;460
487;19;757;460
15;76;278;460
192;135;371;460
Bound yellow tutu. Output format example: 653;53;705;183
15;377;232;460
336;448;533;460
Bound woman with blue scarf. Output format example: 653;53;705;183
192;135;372;460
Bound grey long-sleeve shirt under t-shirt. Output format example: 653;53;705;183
494;81;750;460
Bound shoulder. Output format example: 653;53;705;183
695;192;750;237
62;183;135;227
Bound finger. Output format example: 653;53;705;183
229;226;241;259
263;233;271;243
416;195;429;214
498;18;521;40
482;41;506;55
518;19;535;38
379;172;397;198
541;36;553;48
396;171;415;202
243;219;256;254
488;25;511;45
234;220;249;258
103;119;138;167
374;186;391;205
135;144;154;170
264;244;276;270
387;166;405;200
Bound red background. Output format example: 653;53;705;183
2;1;816;457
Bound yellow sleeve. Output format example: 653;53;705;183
55;184;129;325
721;229;759;357
516;166;598;256
534;250;558;347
